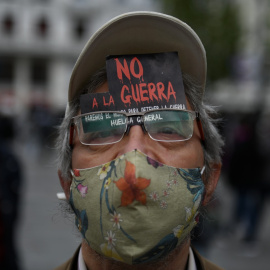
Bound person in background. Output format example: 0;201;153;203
223;112;268;252
0;115;22;270
54;11;224;270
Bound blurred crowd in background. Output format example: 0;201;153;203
0;0;270;269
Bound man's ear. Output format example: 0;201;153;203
58;170;72;201
202;163;221;206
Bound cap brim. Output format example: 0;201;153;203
68;11;206;102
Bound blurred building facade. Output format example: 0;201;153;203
0;0;160;118
0;0;269;116
210;0;270;113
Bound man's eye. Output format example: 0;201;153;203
146;120;190;141
94;131;112;138
80;128;125;145
157;126;179;134
149;121;182;133
86;129;118;140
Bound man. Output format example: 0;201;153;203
55;11;224;270
0;115;22;270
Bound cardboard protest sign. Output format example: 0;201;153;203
80;52;186;113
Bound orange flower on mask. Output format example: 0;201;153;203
114;160;151;206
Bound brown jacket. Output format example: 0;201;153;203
54;246;224;270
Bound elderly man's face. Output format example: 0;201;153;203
71;82;204;171
58;81;221;269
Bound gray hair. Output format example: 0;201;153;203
56;68;224;181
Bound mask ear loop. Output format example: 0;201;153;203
56;170;75;201
57;192;67;200
69;122;75;147
196;112;205;145
57;124;75;201
200;165;205;175
70;169;75;178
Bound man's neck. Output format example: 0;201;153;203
81;240;190;270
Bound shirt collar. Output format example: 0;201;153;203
78;247;87;270
78;247;197;270
188;247;198;270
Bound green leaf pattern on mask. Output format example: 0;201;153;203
69;150;205;264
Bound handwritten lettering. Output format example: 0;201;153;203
115;58;130;83
144;113;163;122
111;118;126;127
167;82;177;101
148;83;159;102
115;57;144;83
131;84;140;103
141;106;159;112
170;104;186;110
84;113;103;122
128;108;139;114
80;53;186;115
121;85;131;104
121;82;176;105
103;95;115;107
92;98;98;109
140;83;148;102
156;82;167;101
130;57;143;80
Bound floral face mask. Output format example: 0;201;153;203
69;149;205;265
